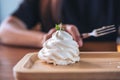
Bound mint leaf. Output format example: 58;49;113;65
55;24;60;30
55;23;64;31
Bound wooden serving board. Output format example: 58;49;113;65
13;52;120;80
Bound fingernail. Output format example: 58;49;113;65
78;40;83;47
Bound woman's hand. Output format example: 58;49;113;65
65;24;83;47
42;24;83;47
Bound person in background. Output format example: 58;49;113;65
0;0;118;48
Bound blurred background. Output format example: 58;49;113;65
0;0;22;23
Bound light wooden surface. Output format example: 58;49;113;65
0;45;39;80
14;52;120;80
0;42;117;80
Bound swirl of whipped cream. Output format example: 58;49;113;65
38;30;80;65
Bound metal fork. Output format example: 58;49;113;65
82;25;116;39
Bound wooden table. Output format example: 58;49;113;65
0;42;117;80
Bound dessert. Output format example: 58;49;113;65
38;24;80;65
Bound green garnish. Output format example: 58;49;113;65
55;23;64;31
55;24;60;30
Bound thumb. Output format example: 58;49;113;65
47;28;56;38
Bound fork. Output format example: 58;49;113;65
81;25;116;39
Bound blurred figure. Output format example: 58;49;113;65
0;0;118;48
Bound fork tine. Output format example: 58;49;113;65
97;30;116;37
97;27;116;33
96;25;115;31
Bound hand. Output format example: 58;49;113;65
64;24;83;47
41;28;56;46
42;24;83;47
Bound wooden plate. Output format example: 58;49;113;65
13;52;120;80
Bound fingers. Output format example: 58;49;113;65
42;28;56;45
47;28;56;38
42;25;83;47
65;25;83;47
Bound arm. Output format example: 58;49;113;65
0;17;83;48
0;16;46;48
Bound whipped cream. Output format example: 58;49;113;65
38;30;80;65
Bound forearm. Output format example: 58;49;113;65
0;29;46;48
0;17;46;48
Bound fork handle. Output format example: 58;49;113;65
81;33;90;39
